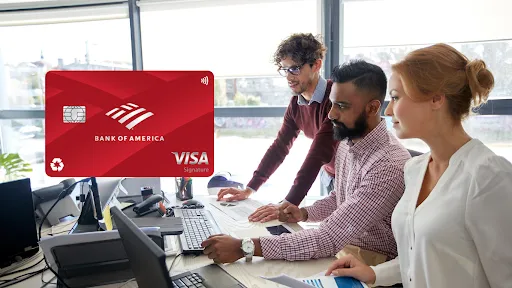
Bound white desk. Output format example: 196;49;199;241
3;190;335;288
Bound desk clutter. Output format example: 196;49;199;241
0;174;338;288
0;174;259;288
0;177;180;287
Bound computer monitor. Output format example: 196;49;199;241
0;178;39;268
110;206;173;288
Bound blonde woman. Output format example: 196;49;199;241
324;43;512;288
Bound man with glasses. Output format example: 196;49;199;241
217;33;338;223
204;60;409;268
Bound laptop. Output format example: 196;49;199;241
110;206;246;288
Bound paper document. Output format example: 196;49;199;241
261;274;368;288
260;274;315;288
209;198;265;221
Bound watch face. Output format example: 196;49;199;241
242;241;254;253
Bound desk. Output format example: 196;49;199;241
3;191;335;288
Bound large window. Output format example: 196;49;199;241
140;0;322;203
0;16;132;188
1;0;510;201
140;0;320;79
343;0;512;161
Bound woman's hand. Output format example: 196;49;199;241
325;255;376;284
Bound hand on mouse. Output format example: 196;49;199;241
217;187;253;202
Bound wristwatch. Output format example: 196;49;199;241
241;238;255;262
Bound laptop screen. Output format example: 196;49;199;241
110;206;173;288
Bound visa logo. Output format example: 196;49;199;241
172;152;209;165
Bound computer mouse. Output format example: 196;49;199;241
210;172;230;181
182;199;204;209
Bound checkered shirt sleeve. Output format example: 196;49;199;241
260;160;405;261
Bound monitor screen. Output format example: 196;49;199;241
0;178;38;267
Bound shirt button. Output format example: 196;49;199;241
410;278;412;282
410;246;413;250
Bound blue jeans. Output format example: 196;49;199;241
319;167;334;196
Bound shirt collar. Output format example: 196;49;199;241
297;76;327;105
347;118;388;155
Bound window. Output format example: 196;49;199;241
0;19;132;110
343;0;512;162
213;117;317;203
214;76;292;107
0;16;132;188
141;0;323;202
140;0;320;78
344;40;512;100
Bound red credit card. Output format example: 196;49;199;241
45;71;214;177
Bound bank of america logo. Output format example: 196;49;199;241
105;103;154;130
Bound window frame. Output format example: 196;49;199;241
0;0;510;155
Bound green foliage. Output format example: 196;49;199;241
214;80;227;107
234;92;261;106
0;153;33;181
246;95;261;106
233;92;247;106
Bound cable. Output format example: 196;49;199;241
38;178;90;241
117;278;135;288
40;270;56;288
0;267;48;288
0;258;43;278
168;253;182;273
42;253;69;288
36;178;93;288
0;250;42;277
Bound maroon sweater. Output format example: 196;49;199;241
247;80;337;205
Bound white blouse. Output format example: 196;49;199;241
372;139;512;288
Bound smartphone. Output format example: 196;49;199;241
266;225;292;235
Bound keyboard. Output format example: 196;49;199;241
172;272;206;288
173;209;222;254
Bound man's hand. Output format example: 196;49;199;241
248;204;280;223
278;202;305;223
217;187;253;202
324;255;376;284
201;234;244;264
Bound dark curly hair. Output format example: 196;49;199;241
273;33;327;67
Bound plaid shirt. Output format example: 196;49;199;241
260;119;411;261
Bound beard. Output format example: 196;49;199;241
332;111;368;141
290;78;313;96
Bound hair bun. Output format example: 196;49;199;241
465;59;494;107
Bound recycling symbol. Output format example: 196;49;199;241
50;158;64;172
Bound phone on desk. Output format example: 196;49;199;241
266;225;292;235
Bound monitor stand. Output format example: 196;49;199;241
70;192;104;234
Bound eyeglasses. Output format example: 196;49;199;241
278;63;306;77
